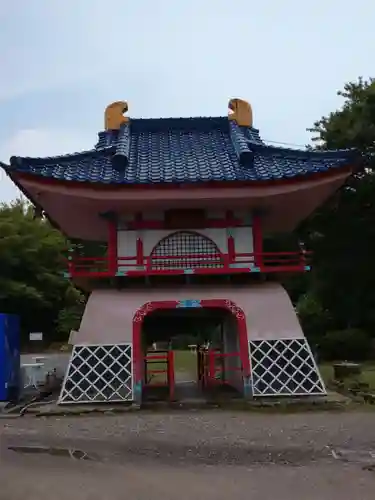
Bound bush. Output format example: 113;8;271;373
296;292;330;341
319;329;372;361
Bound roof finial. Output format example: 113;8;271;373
228;98;253;127
105;101;129;130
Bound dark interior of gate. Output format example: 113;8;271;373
141;307;244;402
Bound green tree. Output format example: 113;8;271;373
302;77;375;334
0;199;84;345
309;77;375;161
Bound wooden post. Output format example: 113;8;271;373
136;237;144;267
99;211;118;275
67;247;75;275
208;349;216;384
168;350;175;401
227;233;235;265
226;211;236;267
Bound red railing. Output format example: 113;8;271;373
143;350;175;401
198;348;243;388
67;250;311;278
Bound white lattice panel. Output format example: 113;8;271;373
249;338;326;397
59;343;133;404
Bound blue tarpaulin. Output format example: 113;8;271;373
0;313;20;401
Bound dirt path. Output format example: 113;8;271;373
1;411;375;499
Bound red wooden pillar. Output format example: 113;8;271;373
136;237;144;266
227;233;235;265
252;212;263;269
108;217;118;275
226;210;235;267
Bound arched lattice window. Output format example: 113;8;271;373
150;231;223;270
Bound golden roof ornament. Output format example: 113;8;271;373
104;101;129;130
228;98;253;127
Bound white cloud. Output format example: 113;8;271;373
1;0;374;105
1;0;375;202
0;128;94;203
0;129;94;159
0;176;23;204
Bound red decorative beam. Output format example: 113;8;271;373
125;217;244;230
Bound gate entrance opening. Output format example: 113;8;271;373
141;307;244;401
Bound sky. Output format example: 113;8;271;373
0;0;374;202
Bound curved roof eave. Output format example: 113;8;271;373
0;165;66;236
7;141;359;167
8;147;114;168
3;156;359;187
9;161;355;193
249;142;359;161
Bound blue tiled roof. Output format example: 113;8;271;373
4;116;357;185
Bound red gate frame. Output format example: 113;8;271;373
132;299;250;389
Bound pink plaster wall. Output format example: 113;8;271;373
19;172;349;239
71;283;304;345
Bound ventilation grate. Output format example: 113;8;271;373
249;338;326;396
59;343;133;404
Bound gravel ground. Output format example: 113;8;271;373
1;410;375;499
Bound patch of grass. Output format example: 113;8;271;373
319;363;334;385
144;354;168;385
22;343;72;354
319;362;375;397
360;363;375;390
145;349;197;384
174;350;197;377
